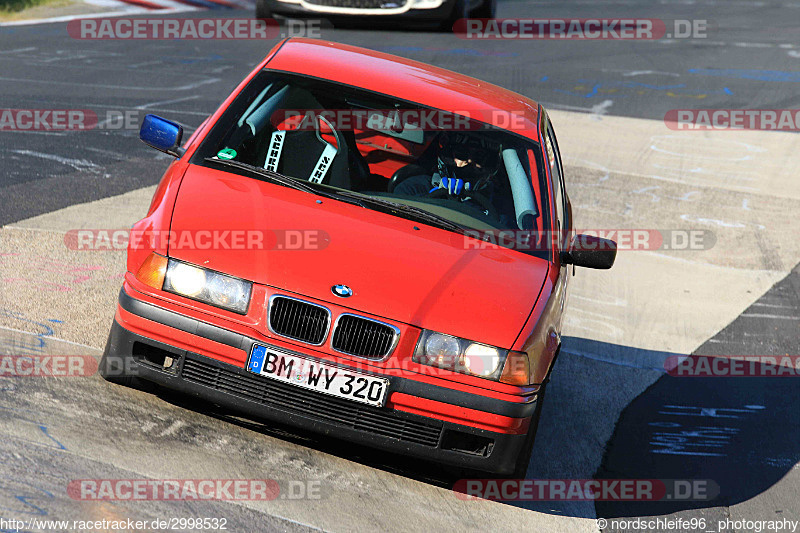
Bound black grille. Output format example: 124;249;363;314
269;296;329;345
181;355;442;447
332;314;397;359
305;0;406;8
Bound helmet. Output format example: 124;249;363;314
436;133;500;184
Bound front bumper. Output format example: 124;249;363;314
266;0;455;21
102;287;536;474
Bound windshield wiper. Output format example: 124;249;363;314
329;190;469;235
205;158;367;208
206;158;465;234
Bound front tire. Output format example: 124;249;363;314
440;0;469;32
509;381;547;479
255;0;272;19
471;0;496;19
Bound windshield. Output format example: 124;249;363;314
192;70;550;255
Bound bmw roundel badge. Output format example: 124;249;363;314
331;284;353;298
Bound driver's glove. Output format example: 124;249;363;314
431;177;471;195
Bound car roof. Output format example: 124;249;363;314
264;38;541;138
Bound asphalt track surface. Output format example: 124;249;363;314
1;1;799;532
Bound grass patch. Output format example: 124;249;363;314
0;0;65;13
0;0;76;20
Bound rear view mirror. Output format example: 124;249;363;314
140;114;184;157
562;234;617;269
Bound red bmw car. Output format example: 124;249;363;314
101;38;615;477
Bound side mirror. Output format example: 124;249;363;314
140;114;184;157
561;234;617;269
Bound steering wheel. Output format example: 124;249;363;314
428;186;501;221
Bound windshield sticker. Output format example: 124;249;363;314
216;148;237;160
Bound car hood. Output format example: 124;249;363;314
168;165;549;348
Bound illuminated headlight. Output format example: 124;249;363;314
413;330;505;380
463;343;501;377
166;261;205;297
163;259;252;314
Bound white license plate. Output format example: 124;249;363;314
247;345;389;407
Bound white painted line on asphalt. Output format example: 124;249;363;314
590;99;613;116
732;42;775;48
28;99;211;118
2;226;69;235
136;95;200;110
571;295;628;307
157;420;186;437
620;70;681;77
0;325;100;350
751;302;796;309
679;214;748;229
0;47;38;54
84;146;132;157
10;150;101;173
638;173;757;192
266;514;324;532
740;313;800;320
1;130;69;136
0;6;194;27
561;347;667;373
129;60;168;68
741;331;782;337
0;76;220;91
639;251;780;269
539;101;599;114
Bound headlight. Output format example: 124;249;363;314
167;262;205;297
423;332;461;367
463;343;501;377
163;259;252;314
413;330;505;380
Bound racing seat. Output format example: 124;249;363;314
269;127;372;191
